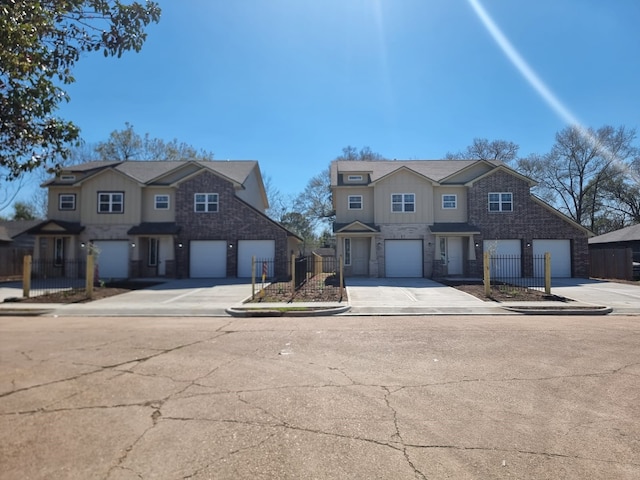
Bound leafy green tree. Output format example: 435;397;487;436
12;201;38;220
0;1;161;178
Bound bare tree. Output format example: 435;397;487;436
446;138;519;163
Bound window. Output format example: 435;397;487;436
488;192;513;212
348;195;362;210
391;193;415;212
54;238;64;266
59;194;76;210
344;238;351;265
348;175;363;182
194;193;218;212
60;175;76;181
155;194;169;210
148;238;158;267
442;194;457;209
98;192;124;213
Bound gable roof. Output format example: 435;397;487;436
43;160;259;187
589;223;640;244
331;159;504;186
0;220;42;239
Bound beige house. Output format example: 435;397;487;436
331;160;592;278
30;160;301;279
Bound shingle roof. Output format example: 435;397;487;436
331;159;502;185
588;223;640;244
0;220;42;238
46;160;258;186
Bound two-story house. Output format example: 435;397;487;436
331;159;592;278
28;160;301;279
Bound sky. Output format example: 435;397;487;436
8;0;640;210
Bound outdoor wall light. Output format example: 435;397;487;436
228;243;233;249
178;243;183;248
475;243;479;248
131;242;136;248
526;242;531;248
80;242;86;248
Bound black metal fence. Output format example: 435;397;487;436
28;259;87;298
487;254;547;292
251;255;343;302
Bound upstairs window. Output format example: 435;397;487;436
442;194;457;209
98;192;124;213
348;195;363;210
59;194;76;211
155;194;170;210
391;193;415;213
347;175;363;182
488;192;513;212
194;193;218;212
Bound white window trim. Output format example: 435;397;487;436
98;192;124;213
347;175;363;181
488;192;513;212
348;195;363;210
442;194;457;209
344;238;351;265
194;193;219;213
154;194;170;210
59;194;76;210
391;193;416;213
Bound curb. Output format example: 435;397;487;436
501;305;612;315
225;305;351;317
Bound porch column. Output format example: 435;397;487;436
369;235;379;277
468;236;476;261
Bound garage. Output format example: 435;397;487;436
533;239;571;277
190;240;227;278
93;240;129;279
385;239;423;277
237;240;276;278
484;239;521;278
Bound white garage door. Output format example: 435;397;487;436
238;240;276;278
190;240;227;278
93;240;129;279
385;240;423;277
484;239;521;278
533;240;571;277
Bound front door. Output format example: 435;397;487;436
351;238;370;276
445;237;463;275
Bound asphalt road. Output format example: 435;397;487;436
1;314;639;479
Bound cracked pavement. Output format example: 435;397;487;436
1;314;639;479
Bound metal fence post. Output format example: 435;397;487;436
483;251;491;297
86;253;94;299
544;252;551;294
339;255;344;292
251;256;256;300
291;254;296;292
22;255;31;298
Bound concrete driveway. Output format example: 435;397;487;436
1;314;639;479
551;278;640;314
345;277;499;315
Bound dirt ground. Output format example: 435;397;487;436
12;278;557;305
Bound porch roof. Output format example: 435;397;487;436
27;220;85;235
333;221;380;233
429;223;481;234
127;222;182;235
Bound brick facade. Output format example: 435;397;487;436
466;171;590;277
174;171;289;278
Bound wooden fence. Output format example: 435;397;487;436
590;248;633;281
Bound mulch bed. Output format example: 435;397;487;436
7;281;160;304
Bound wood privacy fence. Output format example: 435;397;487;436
590;248;633;281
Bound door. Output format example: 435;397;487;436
237;240;276;278
93;240;129;279
351;238;370;276
385;240;423;277
190;240;227;278
533;240;571;277
445;237;463;275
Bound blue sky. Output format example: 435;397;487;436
11;0;640;208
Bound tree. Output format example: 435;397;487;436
95;123;214;161
522;125;639;231
0;1;161;178
335;145;386;162
445;138;519;163
12;201;38;220
279;212;315;242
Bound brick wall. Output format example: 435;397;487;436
467;171;590;277
174;171;289;278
